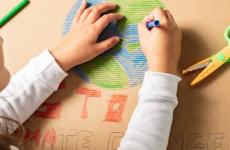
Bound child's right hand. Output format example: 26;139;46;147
138;8;182;75
51;0;123;72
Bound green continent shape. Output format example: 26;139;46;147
108;0;164;24
82;56;129;88
82;0;164;89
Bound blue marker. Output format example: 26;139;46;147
147;20;160;30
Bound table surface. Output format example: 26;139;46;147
1;0;230;149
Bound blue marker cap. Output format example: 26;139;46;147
147;20;160;30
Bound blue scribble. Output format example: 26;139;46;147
63;0;148;87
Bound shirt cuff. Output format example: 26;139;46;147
31;49;68;90
139;71;181;99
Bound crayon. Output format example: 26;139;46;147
0;0;30;27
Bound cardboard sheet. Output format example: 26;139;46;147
0;0;230;149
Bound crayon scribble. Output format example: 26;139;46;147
34;102;62;119
104;95;128;122
41;128;57;149
77;87;101;119
24;128;41;147
63;0;164;89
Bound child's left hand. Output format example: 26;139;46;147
51;0;123;72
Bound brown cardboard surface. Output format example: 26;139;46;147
0;0;230;149
165;1;230;149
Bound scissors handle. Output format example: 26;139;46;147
225;26;230;45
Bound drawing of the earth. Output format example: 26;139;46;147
63;0;164;89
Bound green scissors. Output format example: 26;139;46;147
183;26;230;86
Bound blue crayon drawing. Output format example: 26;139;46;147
63;0;164;89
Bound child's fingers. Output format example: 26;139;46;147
151;8;167;23
94;13;124;34
165;10;174;20
142;12;155;31
164;9;169;19
144;15;154;23
138;18;149;33
95;36;120;53
74;0;87;22
86;3;117;23
138;22;148;34
79;7;93;22
165;10;177;26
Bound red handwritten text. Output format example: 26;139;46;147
34;102;62;119
104;95;128;122
77;87;101;119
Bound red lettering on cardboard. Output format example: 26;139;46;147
77;87;101;119
104;95;128;122
34;102;62;119
41;128;57;149
24;128;41;146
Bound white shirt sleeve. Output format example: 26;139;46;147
119;71;181;150
0;49;67;132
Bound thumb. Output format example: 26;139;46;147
95;36;120;54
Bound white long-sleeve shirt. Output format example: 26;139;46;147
0;50;67;128
0;50;181;150
118;72;181;150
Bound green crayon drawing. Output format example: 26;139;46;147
63;0;164;89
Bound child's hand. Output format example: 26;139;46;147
138;8;182;75
51;0;123;72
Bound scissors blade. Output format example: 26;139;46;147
191;46;230;86
182;57;212;74
191;59;225;86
